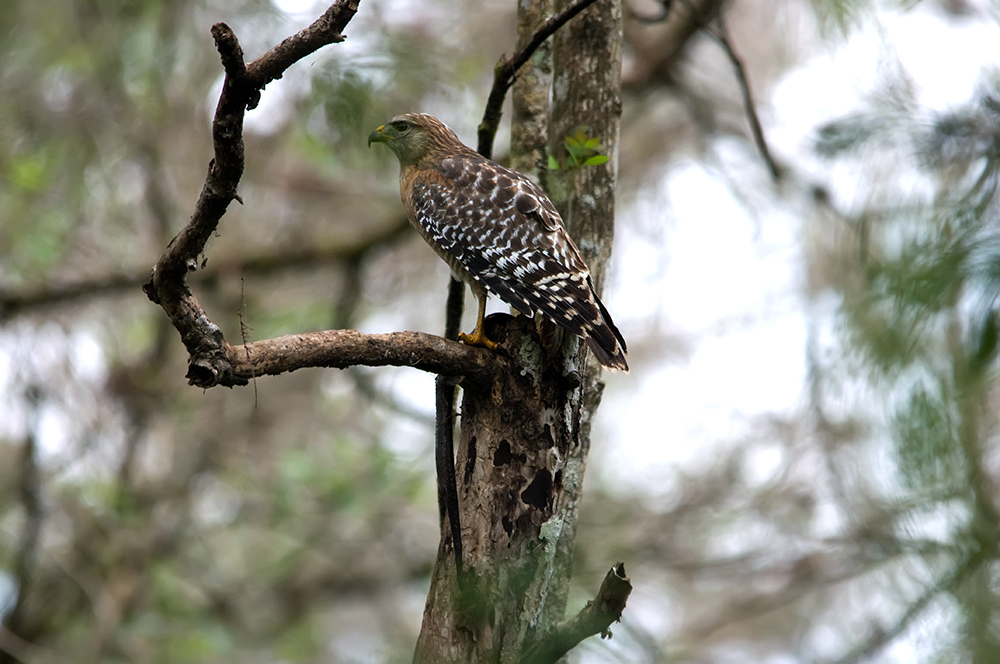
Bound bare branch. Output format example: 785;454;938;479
185;328;497;388
2;218;408;318
143;0;358;300
477;0;603;158
3;273;150;317
245;2;355;93
521;563;633;664
621;0;725;91
623;3;779;179
705;15;780;181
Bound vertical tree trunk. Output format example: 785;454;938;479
550;0;623;290
545;2;624;605
412;1;624;662
510;0;553;186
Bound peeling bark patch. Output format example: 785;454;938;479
494;439;512;466
520;469;552;510
464;436;477;485
502;515;514;538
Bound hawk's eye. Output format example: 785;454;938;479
392;121;410;132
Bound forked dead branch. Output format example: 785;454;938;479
141;0;501;388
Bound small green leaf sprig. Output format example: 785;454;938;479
547;126;609;171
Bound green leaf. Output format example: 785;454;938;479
547;154;560;171
583;155;608;166
584;137;601;149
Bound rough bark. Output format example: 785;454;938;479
414;313;595;663
549;0;623;290
412;1;629;661
544;0;625;631
510;0;554;186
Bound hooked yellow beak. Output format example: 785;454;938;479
367;124;393;148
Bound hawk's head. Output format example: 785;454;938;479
368;113;466;166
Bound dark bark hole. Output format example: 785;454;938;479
494;439;512;466
543;423;555;446
502;515;514;538
463;436;476;485
520;469;552;510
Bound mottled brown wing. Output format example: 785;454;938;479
409;154;628;370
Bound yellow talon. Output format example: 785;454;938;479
459;290;498;351
459;327;498;351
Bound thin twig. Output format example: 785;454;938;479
238;278;257;409
477;0;603;158
705;15;780;181
620;0;725;91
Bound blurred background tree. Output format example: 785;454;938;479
2;0;999;662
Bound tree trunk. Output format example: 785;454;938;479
412;1;624;662
549;0;623;292
510;0;553;186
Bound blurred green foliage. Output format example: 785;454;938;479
893;385;964;492
818;72;1000;658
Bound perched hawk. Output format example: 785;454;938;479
369;113;628;371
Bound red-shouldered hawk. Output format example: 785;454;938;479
368;113;628;371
